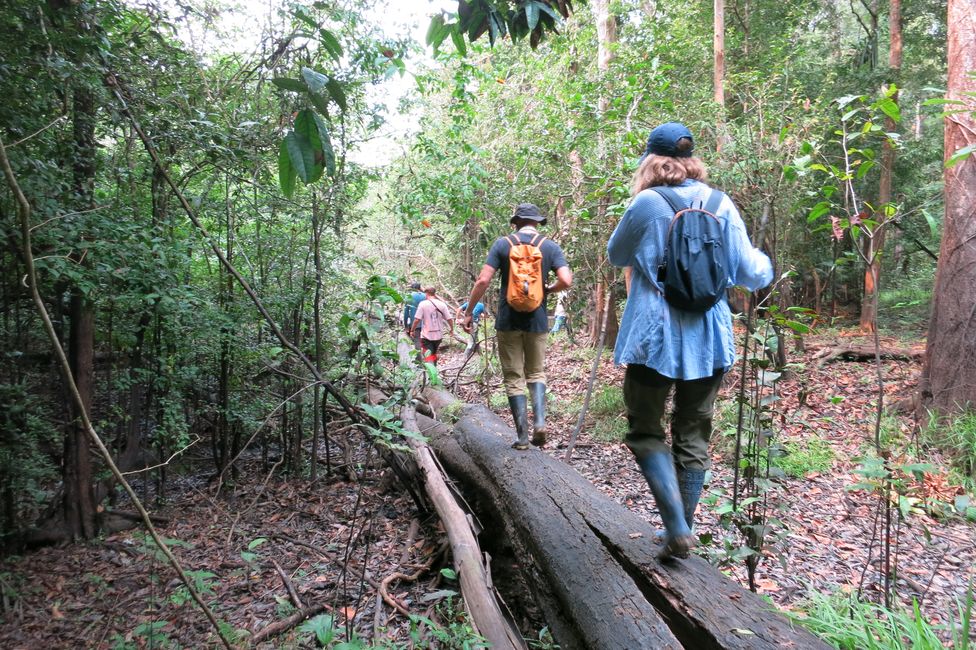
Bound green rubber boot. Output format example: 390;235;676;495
528;382;547;447
508;395;530;450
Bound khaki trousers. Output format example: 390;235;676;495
496;330;547;396
622;364;725;470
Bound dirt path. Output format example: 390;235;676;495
1;332;973;648
446;331;976;634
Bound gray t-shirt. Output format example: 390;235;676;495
485;229;568;332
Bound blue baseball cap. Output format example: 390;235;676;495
640;122;694;161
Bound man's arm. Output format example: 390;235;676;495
462;264;496;332
546;265;573;294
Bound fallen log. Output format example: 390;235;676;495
368;376;524;650
813;344;922;367
421;388;829;650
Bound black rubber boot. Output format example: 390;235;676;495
528;382;547;446
637;451;694;560
508;395;530;450
677;468;706;530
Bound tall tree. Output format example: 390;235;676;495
859;0;902;331
60;1;99;541
714;0;725;108
919;0;976;413
587;0;619;347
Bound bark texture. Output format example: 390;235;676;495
423;392;828;649
921;0;976;413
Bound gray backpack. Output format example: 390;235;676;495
652;187;729;312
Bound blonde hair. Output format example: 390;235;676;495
630;155;707;197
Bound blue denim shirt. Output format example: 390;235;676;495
608;180;773;380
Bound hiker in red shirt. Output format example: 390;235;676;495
410;286;454;365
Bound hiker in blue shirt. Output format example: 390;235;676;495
608;122;773;561
456;300;486;354
403;282;426;349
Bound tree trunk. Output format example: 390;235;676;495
588;0;620;347
422;393;830;650
64;289;96;540
859;0;902;332
920;0;976;413
714;0;725;108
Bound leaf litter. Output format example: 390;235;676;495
0;332;974;647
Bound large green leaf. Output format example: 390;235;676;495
318;28;343;61
326;78;347;113
426;14;449;49
284;131;316;184
310;93;331;119
875;97;901;123
294;110;324;183
278;139;296;198
312;112;336;178
526;1;540;31
271;77;307;93
947;144;976;168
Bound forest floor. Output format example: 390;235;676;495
1;327;975;648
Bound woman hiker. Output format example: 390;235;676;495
607;122;773;560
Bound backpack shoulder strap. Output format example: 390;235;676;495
703;188;725;216
507;234;520;248
531;234;546;247
650;186;686;215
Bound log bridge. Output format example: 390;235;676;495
413;387;828;650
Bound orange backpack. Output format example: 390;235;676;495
505;233;547;312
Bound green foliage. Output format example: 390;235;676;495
0;381;59;541
440;400;464;424
526;626;559;649
789;589;970;650
409;595;490;649
427;1;578;52
776;437;835;478
170;570;218;607
588;385;627;442
922;410;976;493
361;401;429;453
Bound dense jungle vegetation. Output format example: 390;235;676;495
1;0;975;647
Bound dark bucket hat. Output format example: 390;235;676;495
509;203;547;226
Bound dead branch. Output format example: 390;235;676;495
251;602;331;644
272;558;305;610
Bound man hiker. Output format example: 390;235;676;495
410;286;454;365
403;281;426;350
455;300;486;354
461;203;572;450
607;122;772;560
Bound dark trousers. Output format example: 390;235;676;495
420;337;442;363
622;364;725;470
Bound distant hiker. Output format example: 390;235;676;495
403;282;426;349
456;300;486;354
607;122;772;560
461;203;572;450
549;293;567;334
410;286;454;365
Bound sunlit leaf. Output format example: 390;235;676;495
301;67;329;94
